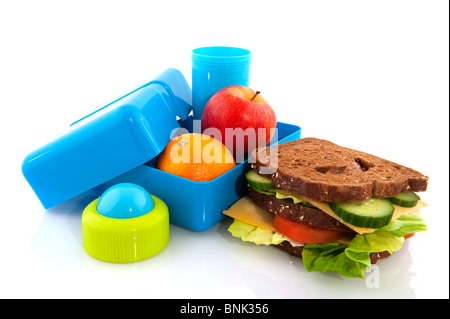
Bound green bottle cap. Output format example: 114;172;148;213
82;184;169;263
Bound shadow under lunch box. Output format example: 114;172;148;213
22;68;301;231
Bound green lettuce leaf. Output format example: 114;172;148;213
252;187;315;207
346;232;405;267
228;220;287;245
273;190;315;207
375;213;427;237
302;243;368;279
302;232;405;278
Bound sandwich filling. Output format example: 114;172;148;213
223;169;427;279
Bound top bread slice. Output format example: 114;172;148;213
251;138;429;202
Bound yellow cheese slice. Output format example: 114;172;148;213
223;196;277;232
276;190;426;234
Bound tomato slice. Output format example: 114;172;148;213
273;214;348;244
404;233;415;239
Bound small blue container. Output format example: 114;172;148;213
192;46;251;119
22;68;301;231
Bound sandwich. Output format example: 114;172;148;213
223;138;429;279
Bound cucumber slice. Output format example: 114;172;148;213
389;192;419;207
330;198;394;228
245;169;276;191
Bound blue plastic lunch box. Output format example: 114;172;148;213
22;68;301;231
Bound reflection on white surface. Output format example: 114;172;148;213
28;191;419;298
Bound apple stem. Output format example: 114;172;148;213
250;91;261;102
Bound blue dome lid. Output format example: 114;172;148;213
96;183;155;219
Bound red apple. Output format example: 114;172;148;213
201;85;277;161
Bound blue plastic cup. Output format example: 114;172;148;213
192;46;251;120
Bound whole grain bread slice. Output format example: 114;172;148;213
251;137;428;202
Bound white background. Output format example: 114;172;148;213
0;0;448;299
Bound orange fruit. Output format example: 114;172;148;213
156;133;236;182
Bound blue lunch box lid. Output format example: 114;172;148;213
22;68;192;209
